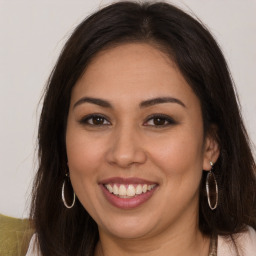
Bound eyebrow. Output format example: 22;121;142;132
73;96;186;109
73;97;112;109
140;97;186;108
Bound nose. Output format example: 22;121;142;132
106;125;147;168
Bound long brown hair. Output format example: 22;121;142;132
30;1;256;255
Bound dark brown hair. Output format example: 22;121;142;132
30;1;256;255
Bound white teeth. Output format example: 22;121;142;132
148;184;155;191
106;184;113;193
105;183;156;197
135;184;143;195
119;185;126;196
113;184;119;195
127;185;136;197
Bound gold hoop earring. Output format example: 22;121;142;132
62;174;76;209
206;161;218;210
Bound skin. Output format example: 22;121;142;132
66;43;219;256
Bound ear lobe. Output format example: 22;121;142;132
203;126;220;171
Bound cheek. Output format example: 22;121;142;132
149;128;205;181
148;130;205;215
66;126;107;175
65;125;108;207
66;129;106;212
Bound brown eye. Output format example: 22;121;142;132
92;116;105;125
144;114;176;127
80;114;110;126
153;117;167;126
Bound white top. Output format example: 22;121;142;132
218;226;256;255
26;226;256;256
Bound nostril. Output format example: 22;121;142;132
105;128;147;167
105;144;147;167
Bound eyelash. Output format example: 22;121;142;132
79;114;176;127
144;114;177;127
79;114;111;126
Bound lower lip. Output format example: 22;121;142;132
100;184;157;209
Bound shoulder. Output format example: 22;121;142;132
218;226;256;256
25;234;41;256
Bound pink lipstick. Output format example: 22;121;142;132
99;177;158;209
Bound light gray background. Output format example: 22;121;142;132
1;0;255;218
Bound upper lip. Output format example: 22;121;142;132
99;177;157;185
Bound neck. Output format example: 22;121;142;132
95;221;210;256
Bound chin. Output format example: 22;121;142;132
98;215;157;239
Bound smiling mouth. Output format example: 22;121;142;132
100;177;158;209
104;183;157;198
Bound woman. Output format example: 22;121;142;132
27;1;256;255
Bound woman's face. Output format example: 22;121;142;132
66;43;217;240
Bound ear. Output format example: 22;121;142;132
203;125;220;171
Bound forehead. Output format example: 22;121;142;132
71;43;198;108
